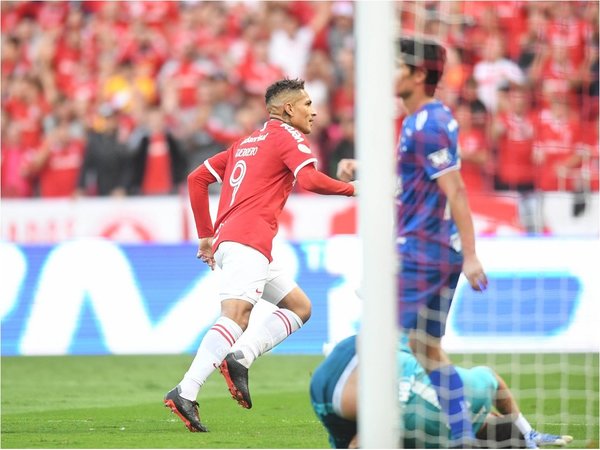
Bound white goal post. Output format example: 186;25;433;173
355;1;400;448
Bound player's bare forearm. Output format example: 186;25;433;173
437;171;488;291
296;164;355;196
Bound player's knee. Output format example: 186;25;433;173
221;299;253;331
278;288;312;323
296;301;311;323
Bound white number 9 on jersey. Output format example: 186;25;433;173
229;160;247;206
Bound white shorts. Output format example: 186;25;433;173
214;241;297;305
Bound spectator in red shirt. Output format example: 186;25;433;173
3;75;49;151
1;115;35;198
456;103;490;193
491;85;536;192
529;42;583;110
235;38;284;97
28;118;85;198
129;106;187;196
545;2;589;69
159;42;214;112
533;86;581;192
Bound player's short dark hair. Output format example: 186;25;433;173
398;37;446;96
265;78;305;106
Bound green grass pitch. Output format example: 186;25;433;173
1;353;598;448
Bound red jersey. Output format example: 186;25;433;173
534;109;579;191
39;139;85;197
201;119;318;261
458;128;488;192
495;111;536;186
142;134;172;195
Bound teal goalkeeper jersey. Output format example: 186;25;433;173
398;341;498;448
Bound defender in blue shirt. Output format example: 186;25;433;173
395;37;488;446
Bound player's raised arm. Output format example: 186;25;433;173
296;164;356;196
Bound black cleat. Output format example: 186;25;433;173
164;386;208;432
218;352;252;409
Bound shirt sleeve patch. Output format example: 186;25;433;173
427;148;452;169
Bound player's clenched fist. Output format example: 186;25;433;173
336;158;358;182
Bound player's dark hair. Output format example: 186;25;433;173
265;78;305;106
398;37;446;96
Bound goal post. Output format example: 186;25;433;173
355;2;399;448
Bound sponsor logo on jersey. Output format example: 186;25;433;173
235;147;259;157
240;133;269;145
427;148;452;168
280;123;305;143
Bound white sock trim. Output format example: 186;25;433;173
515;413;533;436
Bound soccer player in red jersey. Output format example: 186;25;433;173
164;78;356;432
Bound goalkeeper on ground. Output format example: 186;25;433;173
310;334;573;449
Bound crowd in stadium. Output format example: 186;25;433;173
1;0;598;199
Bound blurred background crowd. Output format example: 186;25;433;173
1;0;598;200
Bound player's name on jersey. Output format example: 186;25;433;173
235;147;259;157
240;133;269;145
280;123;305;143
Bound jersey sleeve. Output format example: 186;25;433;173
276;125;318;177
203;149;229;183
417;120;460;180
187;150;229;238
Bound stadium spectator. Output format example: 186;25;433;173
491;85;539;232
473;34;526;113
491;85;536;192
202;72;245;146
327;1;354;65
533;86;581;192
303;49;335;109
310;334;573;449
164;78;356;432
76;104;130;197
267;2;332;78
1;114;35;198
516;5;545;69
457;76;489;131
545;2;589;70
529;42;583;110
27;116;85;198
128;106;187;196
0;0;596;201
234;38;284;97
158;41;215;112
326;111;355;179
455;103;490;193
3;75;49;151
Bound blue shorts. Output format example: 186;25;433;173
310;336;357;448
398;255;462;338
